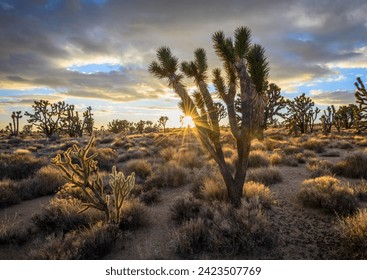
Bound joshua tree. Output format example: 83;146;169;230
286;93;319;134
262;83;286;130
334;104;358;130
136;120;146;134
355;77;367;132
320;106;335;134
158;116;169;133
107;119;130;134
25;100;69;137
6;111;22;136
149;26;269;206
83;106;94;136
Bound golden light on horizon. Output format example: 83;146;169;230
181;115;195;128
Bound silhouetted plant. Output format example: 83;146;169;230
6;111;22;137
355;77;367;132
25;100;69;137
150;26;270;206
158;116;169;133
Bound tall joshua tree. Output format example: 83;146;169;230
149;26;269;206
355;77;367;132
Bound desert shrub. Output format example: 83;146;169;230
353;180;367;202
171;198;274;258
160;147;176;161
303;150;317;158
298;176;358;215
340;209;367;258
336;141;353;150
56;183;87;202
118;200;149;230
0;153;47;180
59;139;81;151
89;147;117;171
301;139;326;153
125;159;152;180
172;149;203;169
28;222;117;260
247;167;282;185
283;145;303;155
139;187;160;205
116;149;145;162
146;162;189;188
0;179;20;207
17;165;67;199
251;140;266;151
248;150;270;168
243;181;275;209
333;152;367;179
32;198;104;234
201;175;227;202
0;221;34;246
170;195;203;225
97;136;115;144
269;150;299;167
263;138;286;151
307;159;334;178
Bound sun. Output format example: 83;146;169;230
181;115;195;128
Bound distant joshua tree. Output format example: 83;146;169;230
6;111;22;136
25;100;69;137
158;116;169;133
150;26;269;206
285;93;319;135
136;120;146;134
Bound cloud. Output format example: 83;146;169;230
0;0;366;107
310;90;356;105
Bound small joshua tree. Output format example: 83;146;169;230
6;111;22;136
150;26;269;206
158;116;169;133
107;119;130;134
320;106;334;134
51;136;135;223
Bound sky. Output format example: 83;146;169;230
1;0;367;129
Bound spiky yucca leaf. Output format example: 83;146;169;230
247;44;269;93
234;26;251;59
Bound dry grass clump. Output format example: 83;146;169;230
91;147;117;171
263;138;287;151
283;145;303;155
14;148;31;154
172;149;204;169
59;139;81;151
340;209;367;258
307;159;334;178
97;136;115;144
251;140;266;151
301;139;327;153
171;198;274;258
0;179;20;207
298;176;358;215
353;180;367;201
28;221;117;260
0;153;47;180
201;175;227;202
243;181;275;209
118;200;149;230
32;198;104;234
333;152;367;179
334;140;354;150
160;147;176;161
0;220;34;246
139;187;160;205
146;162;189;188
247;167;283;185
248;150;270;168
170;194;204;225
125;159;152;180
117;149;145;162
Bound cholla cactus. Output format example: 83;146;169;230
109;166;135;223
51;136;110;221
51;136;136;224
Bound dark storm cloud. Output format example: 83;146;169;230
0;0;366;102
